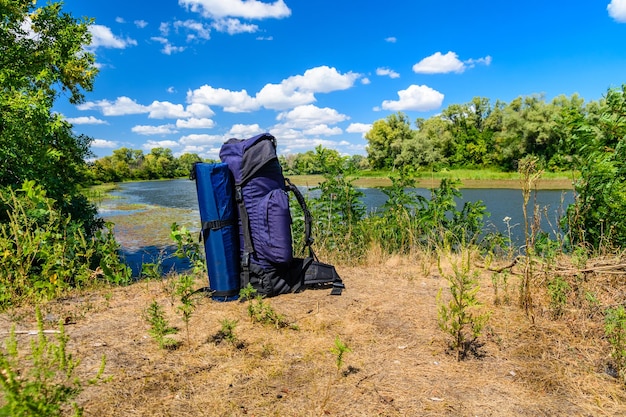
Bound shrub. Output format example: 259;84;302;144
0;181;131;309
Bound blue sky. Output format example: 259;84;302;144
53;0;626;160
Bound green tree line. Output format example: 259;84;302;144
88;147;207;183
366;94;602;172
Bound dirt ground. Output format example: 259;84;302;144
1;249;625;417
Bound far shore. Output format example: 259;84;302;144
287;175;574;190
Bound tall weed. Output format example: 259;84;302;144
0;181;130;310
0;308;105;416
437;245;490;360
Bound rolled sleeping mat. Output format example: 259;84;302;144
192;162;240;301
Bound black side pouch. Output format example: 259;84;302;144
247;263;294;297
303;258;344;295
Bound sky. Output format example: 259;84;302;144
51;0;626;160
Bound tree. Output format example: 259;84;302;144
566;85;626;249
395;117;451;169
441;98;494;167
176;152;203;177
0;0;98;232
365;112;414;169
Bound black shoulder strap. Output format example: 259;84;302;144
235;184;254;289
284;177;315;259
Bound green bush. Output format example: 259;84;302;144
0;181;131;309
364;177;488;255
605;305;626;384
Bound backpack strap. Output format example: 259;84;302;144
284;178;315;256
199;219;236;242
235;184;254;289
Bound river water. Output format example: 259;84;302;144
101;177;574;245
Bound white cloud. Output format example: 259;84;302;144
302;125;342;136
361;77;371;85
385;36;397;43
174;19;211;40
276;104;348;129
465;55;492;69
115;17;125;24
256;66;360;110
188;66;360;113
228;124;264;137
79;96;215;119
143;140;181;150
608;0;626;22
179;0;291;20
256;83;315;111
256;35;274;41
283;66;359;94
66;116;108;125
88;25;137;49
346;123;372;135
187;85;259;112
131;124;178;135
151;36;186;54
176;118;216;129
148;101;189;119
78;96;148;116
376;67;400;78
167;86;176;93
412;51;491;74
412;51;465;74
273;134;349;155
186;103;215;117
380;84;444;112
134;20;148;28
179;133;226;145
91;139;118;148
212;18;259;34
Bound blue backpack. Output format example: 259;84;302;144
219;133;344;297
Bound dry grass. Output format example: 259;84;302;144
1;250;625;417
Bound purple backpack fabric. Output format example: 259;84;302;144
219;133;344;297
219;133;293;270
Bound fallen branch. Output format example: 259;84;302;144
555;263;626;275
1;330;61;335
477;257;519;273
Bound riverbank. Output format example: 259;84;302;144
88;169;576;194
288;174;574;190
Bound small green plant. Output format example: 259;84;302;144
247;296;291;329
320;336;352;414
547;276;570;319
330;336;351;371
0;307;103;416
604;305;626;384
491;270;511;306
140;260;163;281
219;318;238;344
144;300;179;349
240;284;292;329
238;283;257;301
437;247;490;361
212;318;244;348
170;223;206;276
175;274;199;344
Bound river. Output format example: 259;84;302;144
98;178;574;275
